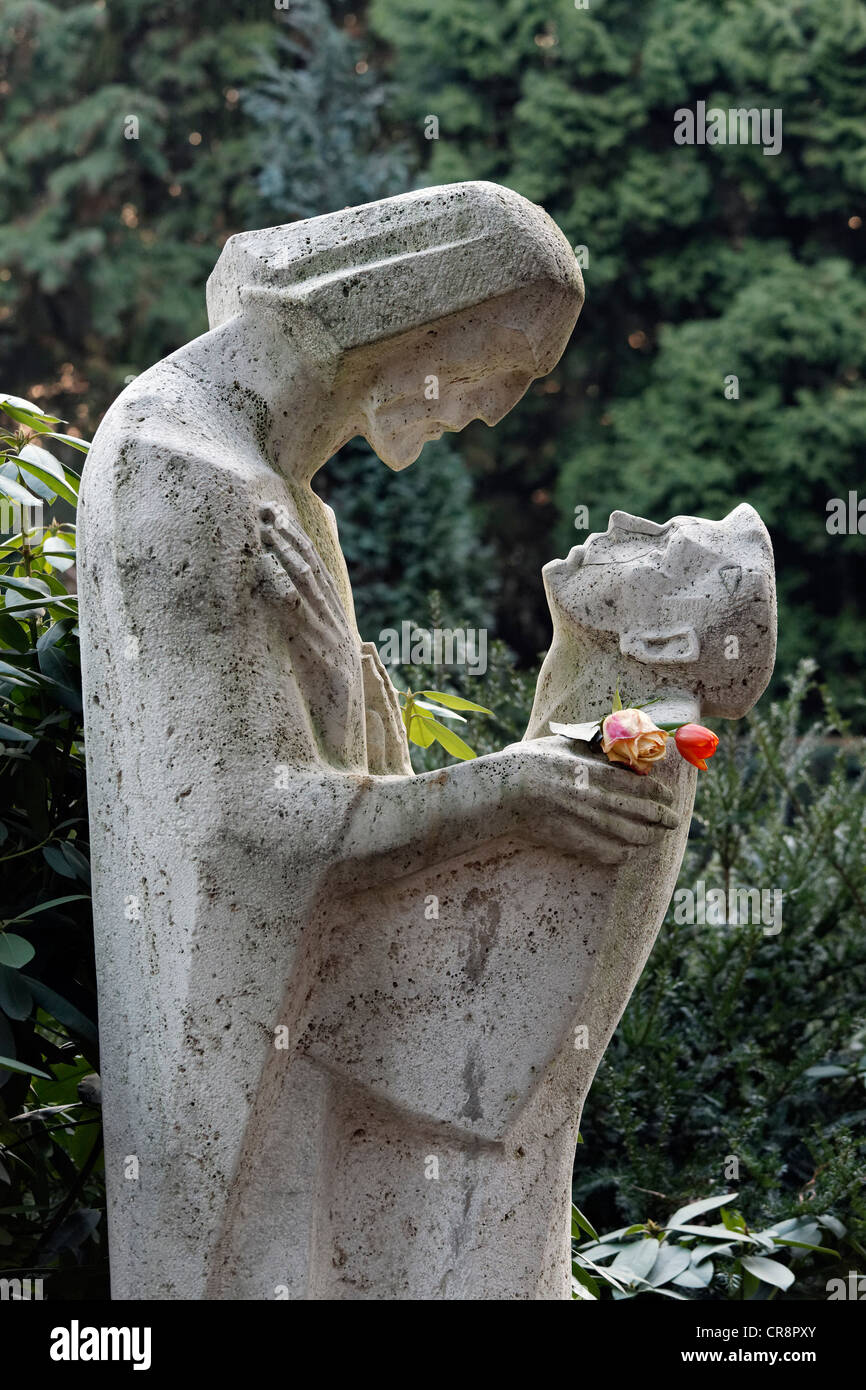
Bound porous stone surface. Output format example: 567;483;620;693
78;181;776;1300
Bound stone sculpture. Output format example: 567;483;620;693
78;181;776;1300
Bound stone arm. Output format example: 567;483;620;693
322;736;686;894
253;497;683;890
98;444;680;901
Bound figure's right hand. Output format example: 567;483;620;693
499;736;681;864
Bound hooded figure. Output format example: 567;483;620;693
79;182;594;1299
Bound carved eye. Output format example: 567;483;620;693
585;529;670;565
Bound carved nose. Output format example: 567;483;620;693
608;510;667;535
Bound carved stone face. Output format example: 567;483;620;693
352;290;549;470
543;505;777;717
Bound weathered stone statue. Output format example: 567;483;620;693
79;182;776;1300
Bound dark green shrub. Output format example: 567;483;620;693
574;664;866;1298
0;394;105;1298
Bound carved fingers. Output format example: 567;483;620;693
256;504;366;768
361;641;412;776
258;506;350;642
503;736;681;861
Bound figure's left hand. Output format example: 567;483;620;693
361;641;413;775
258;504;364;769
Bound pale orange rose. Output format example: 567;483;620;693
601;708;669;775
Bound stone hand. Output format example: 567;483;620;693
501;735;680;863
258;506;350;640
360;641;413;775
258;506;363;767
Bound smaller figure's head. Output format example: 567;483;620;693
206;182;583;468
543;505;777;718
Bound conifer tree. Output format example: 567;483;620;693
371;0;866;712
0;0;278;416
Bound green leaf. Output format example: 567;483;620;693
1;459;56;505
673;1261;714;1289
1;394;46;415
0;1055;51;1081
405;707;437;748
571;1203;599;1242
0;964;33;1019
29;669;82;715
42;842;90;883
36;619;80;692
720;1206;747;1233
13;443;64;496
43;432;89;454
59;842;90;884
577;1241;628;1260
28;570;70;599
571;1262;599;1299
740;1255;795;1290
666;1192;737;1228
37;615;77;652
581;1258;628;1293
691;1242;730;1264
415;715;476;760
414;699;467;722
0;611;29;651
0;396;62;429
41;536;75;572
0;721;33;743
19;977;97;1045
42;844;78;878
419;690;493;714
646;1243;692;1287
1;574;51;599
612;686;623;711
817;1215;846;1239
771;1236;838;1256
664;1222;755;1243
5;894;90;924
0;658;40;687
16;447;79;504
0;473;41;508
0;933;36;968
2;595;76;615
761;1219;836;1255
610;1238;659;1283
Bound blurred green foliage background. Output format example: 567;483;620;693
1;0;864;708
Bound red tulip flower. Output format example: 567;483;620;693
674;723;719;771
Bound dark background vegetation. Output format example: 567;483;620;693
0;0;863;1298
